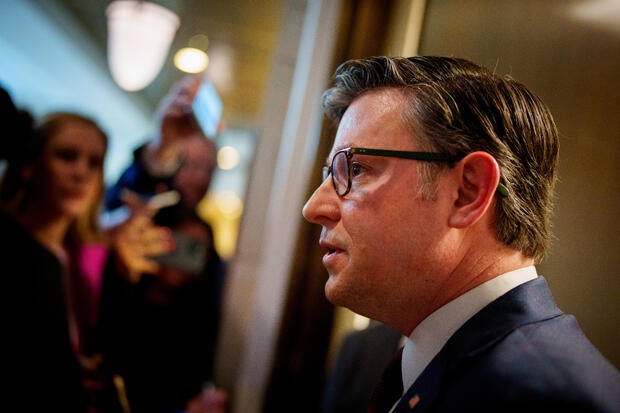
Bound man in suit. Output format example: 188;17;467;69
302;56;620;412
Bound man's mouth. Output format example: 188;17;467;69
320;238;344;261
320;239;338;254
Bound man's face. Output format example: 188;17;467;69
173;136;216;210
302;89;455;331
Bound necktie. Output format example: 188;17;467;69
368;346;404;413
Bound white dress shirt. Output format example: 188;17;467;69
397;266;538;407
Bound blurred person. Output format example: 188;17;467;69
0;86;172;413
302;56;620;412
104;75;227;413
321;321;403;413
185;385;229;413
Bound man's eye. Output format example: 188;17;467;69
351;162;363;176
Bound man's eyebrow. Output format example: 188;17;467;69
327;145;351;158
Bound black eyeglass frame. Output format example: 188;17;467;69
322;147;509;197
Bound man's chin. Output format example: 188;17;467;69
324;275;345;305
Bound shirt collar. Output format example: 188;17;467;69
401;266;538;392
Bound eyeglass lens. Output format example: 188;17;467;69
322;152;347;195
332;151;350;195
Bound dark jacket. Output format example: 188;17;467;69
1;211;125;413
103;145;226;413
392;277;620;413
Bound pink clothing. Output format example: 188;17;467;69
77;244;109;326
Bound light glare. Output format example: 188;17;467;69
215;190;243;219
217;146;240;170
352;314;370;330
174;47;209;74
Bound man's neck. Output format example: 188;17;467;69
406;247;534;336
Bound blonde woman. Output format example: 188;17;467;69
1;88;172;413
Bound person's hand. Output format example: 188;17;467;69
185;386;229;413
110;214;174;283
145;75;204;174
108;189;176;283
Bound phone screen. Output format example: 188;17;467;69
192;78;223;138
154;231;208;275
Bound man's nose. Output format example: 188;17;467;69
302;178;338;225
301;195;315;223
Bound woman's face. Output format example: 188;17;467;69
30;121;106;220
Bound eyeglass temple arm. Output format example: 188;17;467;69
350;148;509;197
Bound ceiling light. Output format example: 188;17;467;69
106;1;180;91
174;34;210;73
174;47;209;73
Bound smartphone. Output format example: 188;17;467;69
191;78;223;138
154;230;208;275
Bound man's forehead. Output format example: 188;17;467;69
326;94;413;158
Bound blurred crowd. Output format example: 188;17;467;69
1;77;228;413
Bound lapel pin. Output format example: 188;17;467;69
408;394;420;409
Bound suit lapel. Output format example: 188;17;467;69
392;348;448;412
392;277;563;412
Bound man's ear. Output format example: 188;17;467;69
448;151;501;228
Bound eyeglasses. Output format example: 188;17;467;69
322;147;510;197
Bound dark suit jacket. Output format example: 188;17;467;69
322;322;403;413
392;277;620;413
